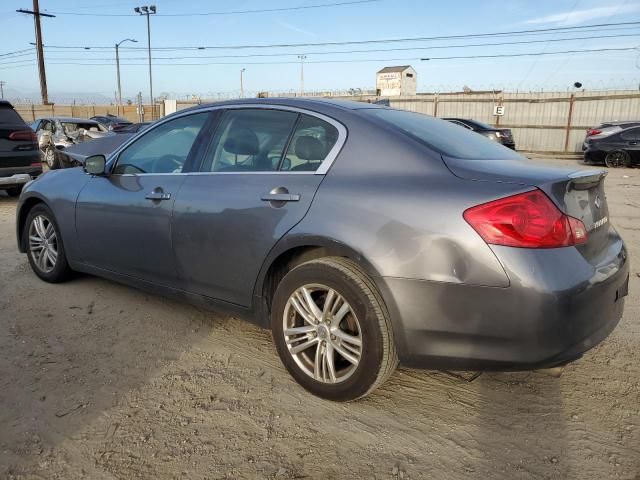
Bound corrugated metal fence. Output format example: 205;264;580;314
14;89;640;153
379;90;640;153
13;103;162;124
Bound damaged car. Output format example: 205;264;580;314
31;117;109;169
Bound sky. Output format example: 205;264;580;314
1;0;639;102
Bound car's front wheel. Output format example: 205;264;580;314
605;150;630;168
271;257;398;401
43;147;60;169
24;204;72;283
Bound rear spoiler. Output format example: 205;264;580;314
568;169;607;191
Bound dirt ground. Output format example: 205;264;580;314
1;159;639;480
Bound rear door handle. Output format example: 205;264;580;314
145;191;172;201
261;193;300;202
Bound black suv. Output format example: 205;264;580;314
0;101;41;197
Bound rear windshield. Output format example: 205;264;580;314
0;107;26;125
363;108;521;160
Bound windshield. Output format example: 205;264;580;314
363;108;522;160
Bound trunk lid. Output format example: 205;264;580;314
443;156;611;257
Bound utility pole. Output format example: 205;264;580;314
17;1;55;105
0;81;5;99
134;5;156;119
297;55;307;97
115;38;137;107
240;68;246;98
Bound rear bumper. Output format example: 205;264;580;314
376;234;628;370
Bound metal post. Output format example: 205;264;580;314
146;12;153;119
564;93;576;152
116;43;122;106
0;81;5;99
240;68;245;98
115;39;137;108
297;55;306;97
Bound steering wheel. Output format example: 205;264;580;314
152;154;184;173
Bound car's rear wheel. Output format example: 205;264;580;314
271;257;397;401
24;204;71;283
604;150;630;168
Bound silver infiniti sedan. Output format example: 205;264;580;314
16;98;629;401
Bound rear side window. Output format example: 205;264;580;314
281;114;339;172
204;109;298;172
363;109;521;160
0;107;25;125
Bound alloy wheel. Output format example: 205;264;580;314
283;284;362;384
605;151;629;168
45;148;56;168
29;215;58;273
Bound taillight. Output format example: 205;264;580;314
586;129;601;136
463;190;587;248
9;130;37;142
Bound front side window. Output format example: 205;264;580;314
620;128;640;141
204;109;298;172
280;114;339;172
113;112;209;174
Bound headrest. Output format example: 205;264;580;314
294;136;325;161
223;127;259;155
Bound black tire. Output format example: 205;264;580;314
271;257;398;401
5;186;23;197
604;150;630;168
23;203;72;283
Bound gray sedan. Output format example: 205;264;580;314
15;99;628;401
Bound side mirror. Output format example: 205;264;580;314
84;155;107;176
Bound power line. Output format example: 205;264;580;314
27;33;640;61
44;0;380;17
0;47;35;57
20;47;635;67
23;21;640;51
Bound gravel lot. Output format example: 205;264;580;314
1;159;638;480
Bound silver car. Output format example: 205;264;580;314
16;99;628;401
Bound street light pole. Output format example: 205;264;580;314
240;68;246;98
134;5;156;119
115;38;137;108
297;55;307;97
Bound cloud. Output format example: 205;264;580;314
275;19;317;38
524;4;640;26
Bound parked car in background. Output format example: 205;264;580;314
90;114;133;132
113;122;151;134
16;99;628;401
31;117;109;169
57;133;133;168
582;120;640;151
584;125;640;167
443;117;516;150
0;100;41;197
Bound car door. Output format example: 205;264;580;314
172;106;345;306
75;111;213;286
619;127;640;163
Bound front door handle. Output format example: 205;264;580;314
261;193;300;202
629;141;638;146
145;191;172;201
